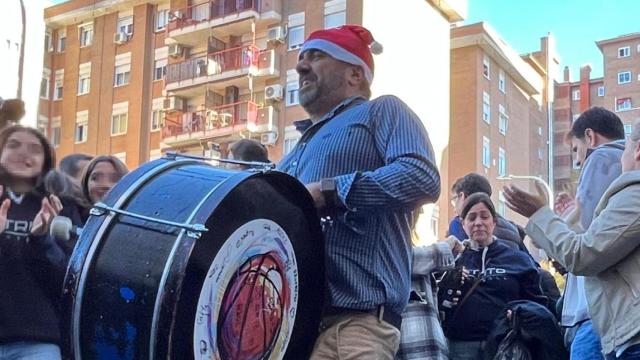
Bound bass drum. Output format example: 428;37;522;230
62;157;325;360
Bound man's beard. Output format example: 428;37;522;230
299;73;345;116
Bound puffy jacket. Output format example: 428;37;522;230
526;170;640;355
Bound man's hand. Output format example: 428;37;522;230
0;186;11;233
554;192;575;216
503;181;548;218
305;182;326;209
31;195;63;237
444;235;465;255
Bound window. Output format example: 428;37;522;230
114;64;130;87
572;89;580;101
597;86;605;97
618;71;631;84
625;124;633;137
79;23;93;47
155;9;169;31
114;53;131;87
498;147;506;176
57;29;66;52
283;126;301;155
111;102;128;136
78;62;91;95
498;191;506;216
483;55;490;79
538;148;544;160
498;104;507;135
618;46;630;58
482;136;491;168
151;98;164;132
40;69;50;99
616;97;632;111
324;0;346;29
111;113;128;135
51;117;61;147
75;111;89;143
151;109;164;131
538;126;543;136
153;59;167;81
482;91;491;123
44;28;52;52
284;137;299;155
287;12;305;50
498;69;505;93
53;70;64;100
37;116;49;137
288;25;304;50
117;16;134;35
286;81;299;106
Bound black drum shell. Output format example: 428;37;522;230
62;158;325;360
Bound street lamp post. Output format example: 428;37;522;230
496;174;554;210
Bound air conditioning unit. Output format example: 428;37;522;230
260;131;278;146
113;32;129;44
168;44;183;57
265;84;283;101
266;26;285;43
163;96;184;111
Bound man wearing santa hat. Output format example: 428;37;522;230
277;25;441;359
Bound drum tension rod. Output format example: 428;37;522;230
165;151;275;171
90;203;208;238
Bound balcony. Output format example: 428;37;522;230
166;45;259;94
166;0;281;48
162;101;278;146
165;46;278;96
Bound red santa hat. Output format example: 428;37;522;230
299;25;383;83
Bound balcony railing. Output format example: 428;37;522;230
166;45;259;85
167;0;259;32
163;101;259;140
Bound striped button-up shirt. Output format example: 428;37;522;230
277;95;440;315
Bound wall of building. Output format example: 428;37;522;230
362;0;458;243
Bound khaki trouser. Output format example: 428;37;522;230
309;312;401;360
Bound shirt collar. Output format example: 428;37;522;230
293;96;367;134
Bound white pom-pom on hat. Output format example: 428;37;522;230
369;40;383;55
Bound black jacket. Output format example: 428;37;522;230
0;189;81;345
485;300;569;360
441;240;546;341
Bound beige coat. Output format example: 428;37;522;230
526;170;640;355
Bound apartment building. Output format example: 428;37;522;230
443;22;559;235
40;0;466;241
553;33;640;192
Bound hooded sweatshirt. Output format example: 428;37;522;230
442;239;546;341
0;188;80;345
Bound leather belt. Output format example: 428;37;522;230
323;305;402;331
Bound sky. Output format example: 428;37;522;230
465;0;640;81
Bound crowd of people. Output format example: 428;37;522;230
1;24;639;360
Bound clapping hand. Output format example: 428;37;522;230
30;195;63;237
503;181;549;218
0;186;11;233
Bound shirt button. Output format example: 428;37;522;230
291;161;297;167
